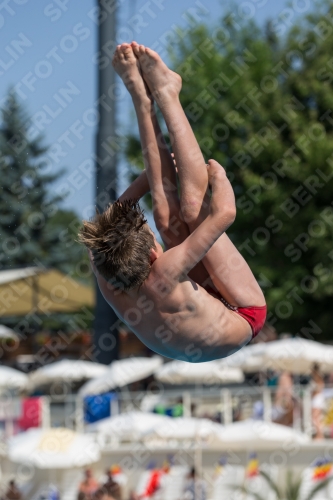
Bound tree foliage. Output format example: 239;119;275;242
126;2;333;340
0;90;88;277
239;469;332;500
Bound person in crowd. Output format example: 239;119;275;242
47;484;60;500
252;400;264;420
78;469;99;500
266;369;279;387
172;398;184;417
100;469;122;500
183;467;207;500
232;404;242;422
128;493;139;500
2;480;21;500
311;363;325;440
272;371;294;426
92;490;114;500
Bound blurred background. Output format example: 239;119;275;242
1;0;333;499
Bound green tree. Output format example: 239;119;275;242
239;470;332;500
45;208;90;280
0;90;88;275
126;2;333;340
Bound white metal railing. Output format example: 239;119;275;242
0;384;327;438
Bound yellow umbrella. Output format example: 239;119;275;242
0;267;94;317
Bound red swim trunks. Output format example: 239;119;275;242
205;287;267;339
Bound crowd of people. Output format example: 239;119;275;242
76;466;207;500
0;467;208;500
264;364;326;439
78;468;123;500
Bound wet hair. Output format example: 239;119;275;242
79;200;155;291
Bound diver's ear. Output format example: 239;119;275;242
149;247;159;264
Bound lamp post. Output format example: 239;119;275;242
94;0;119;364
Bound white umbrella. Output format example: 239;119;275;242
8;428;100;468
155;360;244;385
144;418;309;447
0;366;28;391
144;416;224;443
88;411;168;442
222;343;267;373
0;325;19;341
215;419;309;446
29;359;108;388
79;356;163;397
261;338;333;374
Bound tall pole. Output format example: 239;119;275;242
94;0;119;364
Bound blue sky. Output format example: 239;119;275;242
0;0;310;218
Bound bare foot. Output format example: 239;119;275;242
131;42;182;105
112;43;152;110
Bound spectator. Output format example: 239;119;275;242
48;484;60;500
100;469;122;500
311;363;325;440
78;469;99;500
3;480;21;500
273;371;294;426
232;403;242;422
128;493;139;500
266;369;279;387
172;398;184;417
183;467;206;500
252;400;264;420
91;490;108;500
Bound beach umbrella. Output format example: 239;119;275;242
29;359;108;389
261;338;333;374
215;419;309;446
144;418;309;447
144;416;225;444
222;343;268;373
0;365;28;391
79;356;163;397
0;325;19;341
154;359;244;385
0;267;94;317
8;427;100;468
88;411;168;442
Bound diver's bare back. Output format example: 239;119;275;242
94;254;250;363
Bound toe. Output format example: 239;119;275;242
132;45;140;57
132;42;140;57
139;45;146;56
118;46;125;60
122;43;133;60
145;47;159;61
115;45;124;60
